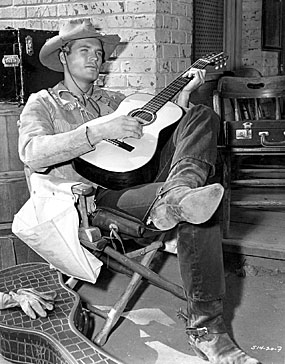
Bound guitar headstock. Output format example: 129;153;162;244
201;52;228;69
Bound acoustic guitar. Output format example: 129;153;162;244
73;52;228;190
0;262;123;364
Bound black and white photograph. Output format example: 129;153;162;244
0;1;284;363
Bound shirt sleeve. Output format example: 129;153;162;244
18;93;102;172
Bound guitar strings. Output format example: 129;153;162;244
132;59;209;121
103;54;223;149
143;54;223;115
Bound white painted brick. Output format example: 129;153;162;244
134;14;157;28
185;3;192;17
101;60;122;74
104;74;127;88
155;73;167;90
177;58;192;73
171;30;187;44
58;2;125;17
156;29;172;43
186;31;193;44
0;21;16;29
156;43;163;59
162;44;180;58
0;6;25;18
127;74;157;90
105;15;133;28
165;73;180;88
125;0;156;13
27;5;57;18
180;44;192;58
156;0;171;14
119;44;156;59
156;14;164;28
0;0;13;6
163;15;179;29
121;59;156;73
118;29;156;44
243;0;261;12
157;59;178;74
0;0;277;89
171;2;187;16
178;17;191;31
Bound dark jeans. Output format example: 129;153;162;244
95;105;225;302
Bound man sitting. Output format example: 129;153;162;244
17;18;260;364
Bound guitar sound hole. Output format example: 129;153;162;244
129;108;156;125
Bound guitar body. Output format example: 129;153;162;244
73;93;183;190
0;263;122;364
72;53;227;189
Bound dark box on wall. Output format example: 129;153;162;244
0;28;63;104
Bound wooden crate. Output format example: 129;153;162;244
0;231;45;270
0;103;29;227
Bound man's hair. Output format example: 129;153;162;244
61;40;76;55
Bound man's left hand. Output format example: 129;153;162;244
176;68;206;108
182;68;206;92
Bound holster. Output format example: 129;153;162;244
90;207;159;238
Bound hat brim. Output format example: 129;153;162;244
39;32;120;72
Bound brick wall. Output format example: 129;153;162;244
0;0;280;94
0;0;193;95
241;0;279;76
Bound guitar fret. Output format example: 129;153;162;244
136;54;227;118
144;78;189;111
141;60;210;113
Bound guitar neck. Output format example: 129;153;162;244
142;58;210;113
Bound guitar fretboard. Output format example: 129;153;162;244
141;59;209;114
104;52;227;150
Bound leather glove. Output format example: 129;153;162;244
0;288;57;319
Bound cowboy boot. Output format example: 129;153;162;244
183;299;261;364
148;159;224;230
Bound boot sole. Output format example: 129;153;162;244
179;183;224;224
189;333;262;364
150;184;224;230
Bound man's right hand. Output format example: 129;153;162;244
88;115;144;141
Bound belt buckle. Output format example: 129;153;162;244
186;326;208;337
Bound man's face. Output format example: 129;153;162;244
63;38;103;83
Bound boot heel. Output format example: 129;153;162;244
188;336;209;360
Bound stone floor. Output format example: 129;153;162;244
76;251;285;364
0;252;284;364
1;202;285;364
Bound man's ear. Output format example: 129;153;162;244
59;50;66;66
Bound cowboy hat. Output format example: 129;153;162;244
39;18;121;72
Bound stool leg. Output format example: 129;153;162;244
103;245;185;300
93;248;157;346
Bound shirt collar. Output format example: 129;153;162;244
52;81;104;105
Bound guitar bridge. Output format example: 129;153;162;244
105;139;134;152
